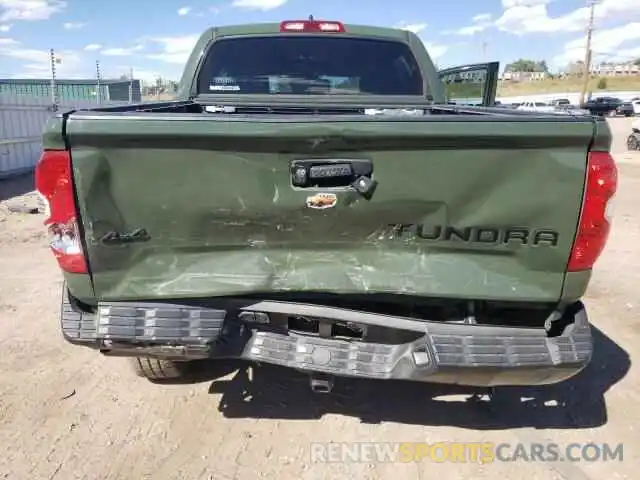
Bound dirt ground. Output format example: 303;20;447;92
0;118;639;480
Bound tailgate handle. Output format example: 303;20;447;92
290;158;377;199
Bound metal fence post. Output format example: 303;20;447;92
96;60;102;105
49;48;59;111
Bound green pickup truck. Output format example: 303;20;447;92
36;19;617;392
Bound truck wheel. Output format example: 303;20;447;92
130;357;191;381
628;134;640;151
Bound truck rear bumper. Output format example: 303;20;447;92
61;294;592;387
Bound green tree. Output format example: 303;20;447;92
506;59;549;72
507;59;536;72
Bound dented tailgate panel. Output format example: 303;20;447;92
66;115;593;302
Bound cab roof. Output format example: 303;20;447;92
205;22;414;41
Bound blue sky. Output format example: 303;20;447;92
0;0;638;83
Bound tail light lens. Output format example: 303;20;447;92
280;20;345;33
35;149;87;274
567;151;617;272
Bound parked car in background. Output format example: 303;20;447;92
551;98;571;107
581;96;622;116
631;100;640;115
553;106;591;116
516;100;556;113
616;102;634;117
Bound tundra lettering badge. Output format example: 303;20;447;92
387;224;560;246
306;193;338;209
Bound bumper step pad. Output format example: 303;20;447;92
61;290;98;347
61;295;225;353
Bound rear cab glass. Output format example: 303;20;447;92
196;36;425;96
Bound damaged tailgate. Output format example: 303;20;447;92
65;112;595;302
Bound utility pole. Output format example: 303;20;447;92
481;41;488;62
579;0;598;106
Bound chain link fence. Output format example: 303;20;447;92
141;78;179;101
0;74;178;178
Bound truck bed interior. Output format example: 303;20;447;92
74;98;584;118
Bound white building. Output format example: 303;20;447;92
500;71;549;82
590;63;640;77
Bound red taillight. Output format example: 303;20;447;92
279;20;345;33
567;151;618;272
35;149;87;274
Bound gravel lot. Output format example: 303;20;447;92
0;118;638;480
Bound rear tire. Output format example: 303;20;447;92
130;357;191;381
